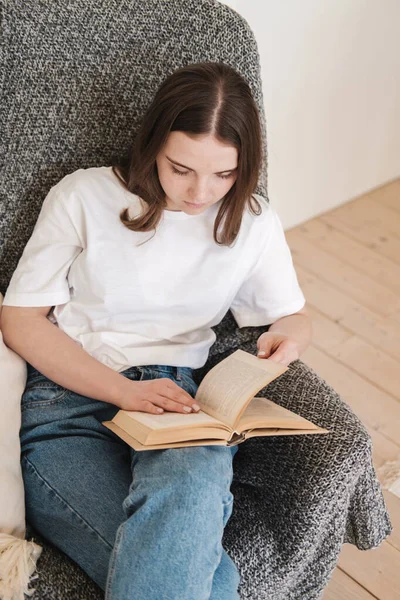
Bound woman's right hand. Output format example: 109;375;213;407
115;378;200;415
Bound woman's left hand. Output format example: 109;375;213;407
256;331;301;366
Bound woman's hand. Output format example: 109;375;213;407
115;378;200;415
256;331;301;366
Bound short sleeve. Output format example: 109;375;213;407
230;206;305;327
3;183;83;307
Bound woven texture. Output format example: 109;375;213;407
0;1;392;599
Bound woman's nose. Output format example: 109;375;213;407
189;179;210;202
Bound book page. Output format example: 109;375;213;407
115;408;227;432
235;397;324;433
110;411;231;445
195;349;288;429
243;427;329;440
103;421;229;451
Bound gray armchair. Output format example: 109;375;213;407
0;1;391;598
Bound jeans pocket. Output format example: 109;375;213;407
179;373;199;398
120;366;146;382
21;374;69;410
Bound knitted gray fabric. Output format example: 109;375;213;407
0;1;392;599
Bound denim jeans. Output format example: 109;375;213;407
20;362;240;600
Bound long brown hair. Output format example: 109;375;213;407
113;62;263;246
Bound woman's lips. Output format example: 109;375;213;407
185;201;205;207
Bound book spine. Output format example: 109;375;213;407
227;432;246;447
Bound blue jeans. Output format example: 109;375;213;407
20;363;240;600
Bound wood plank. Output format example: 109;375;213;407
327;336;400;401
296;266;400;361
292;180;400;599
286;232;400;315
306;304;353;350
322;567;378;599
390;311;400;324
304;296;400;401
337;541;400;600
289;218;400;295
322;567;377;599
300;345;400;447
370;179;400;214
327;195;400;241
320;209;400;266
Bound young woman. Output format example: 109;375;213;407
1;62;311;599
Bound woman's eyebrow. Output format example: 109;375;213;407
166;155;237;175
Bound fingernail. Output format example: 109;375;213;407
258;351;266;356
183;406;192;413
192;404;200;411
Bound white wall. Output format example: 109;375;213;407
223;0;400;229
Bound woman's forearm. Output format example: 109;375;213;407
267;313;313;357
1;314;132;404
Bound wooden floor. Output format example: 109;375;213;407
284;178;400;600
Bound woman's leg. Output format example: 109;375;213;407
105;365;240;600
105;444;239;600
21;364;240;599
20;366;133;590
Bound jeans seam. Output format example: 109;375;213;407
22;455;114;552
105;520;126;600
22;387;70;410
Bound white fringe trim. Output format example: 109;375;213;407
377;459;400;498
0;534;42;600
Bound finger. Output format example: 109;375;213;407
164;379;196;404
258;340;279;358
270;345;299;365
257;341;273;356
166;378;193;397
268;351;286;363
158;380;199;411
152;393;195;414
141;400;165;414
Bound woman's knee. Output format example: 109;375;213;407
125;446;236;521
132;445;235;491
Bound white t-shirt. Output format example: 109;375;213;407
3;167;305;371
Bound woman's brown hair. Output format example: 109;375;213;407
113;61;263;246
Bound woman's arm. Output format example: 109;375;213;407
1;306;134;404
256;305;312;366
0;306;197;413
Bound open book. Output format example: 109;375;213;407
102;349;329;450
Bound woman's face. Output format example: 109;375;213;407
155;131;238;213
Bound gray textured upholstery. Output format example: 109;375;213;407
0;1;392;599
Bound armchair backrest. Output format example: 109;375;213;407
0;0;268;295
